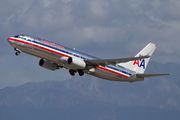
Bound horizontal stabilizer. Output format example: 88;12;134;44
136;73;170;78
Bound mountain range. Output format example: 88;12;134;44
0;61;180;120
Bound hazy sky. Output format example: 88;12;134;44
1;0;180;88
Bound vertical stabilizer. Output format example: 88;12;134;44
118;43;156;74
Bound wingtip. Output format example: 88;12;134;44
166;73;171;75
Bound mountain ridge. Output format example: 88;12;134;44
0;61;180;120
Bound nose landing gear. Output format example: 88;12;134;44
14;48;21;56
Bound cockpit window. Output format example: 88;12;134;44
14;35;25;39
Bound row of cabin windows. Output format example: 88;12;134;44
34;41;87;60
14;35;88;60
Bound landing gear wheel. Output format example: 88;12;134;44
78;69;84;76
69;69;76;76
14;48;21;56
15;52;20;56
70;72;75;76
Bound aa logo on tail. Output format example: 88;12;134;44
133;55;145;69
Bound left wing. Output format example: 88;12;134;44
85;55;149;66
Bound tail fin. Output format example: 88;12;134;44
118;43;156;74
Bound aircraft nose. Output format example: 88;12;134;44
7;37;11;42
7;37;14;44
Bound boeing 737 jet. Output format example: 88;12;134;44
7;35;169;82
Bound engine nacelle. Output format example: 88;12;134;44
39;59;58;71
67;57;86;70
59;56;68;62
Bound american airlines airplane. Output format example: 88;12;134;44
7;35;169;82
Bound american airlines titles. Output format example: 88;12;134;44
41;39;65;50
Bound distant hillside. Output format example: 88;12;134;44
0;61;180;120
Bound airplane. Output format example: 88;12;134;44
7;34;169;82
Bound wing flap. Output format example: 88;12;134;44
136;74;170;78
85;55;150;66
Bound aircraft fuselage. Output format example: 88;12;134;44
8;35;168;82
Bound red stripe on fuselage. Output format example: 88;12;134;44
8;37;129;78
97;66;129;78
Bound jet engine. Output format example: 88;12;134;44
39;59;58;71
67;57;86;70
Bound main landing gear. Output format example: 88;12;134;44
78;69;84;76
14;48;21;56
69;69;84;76
69;69;76;76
